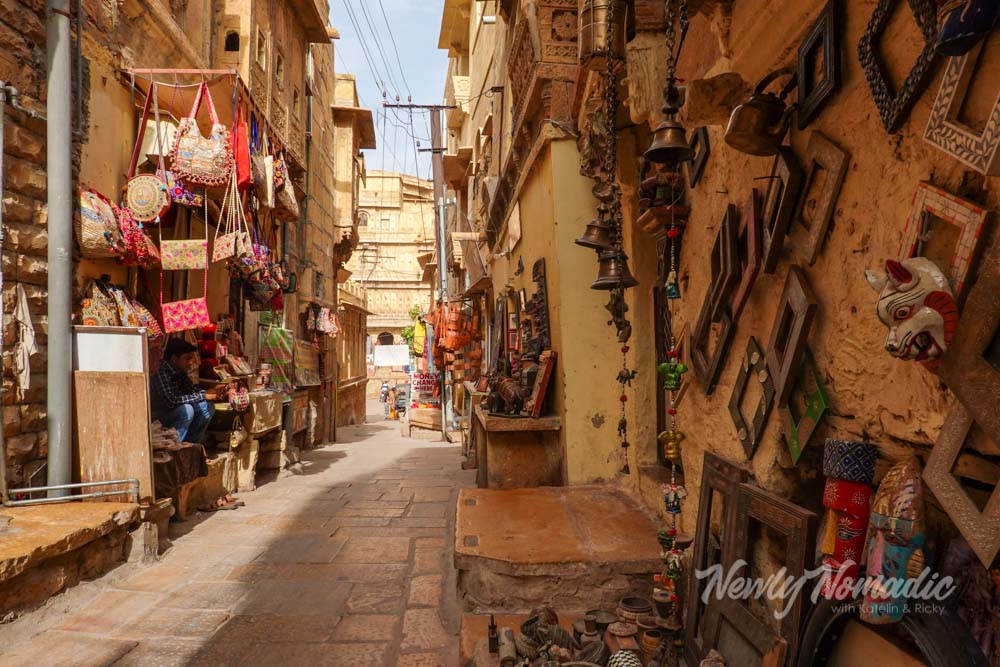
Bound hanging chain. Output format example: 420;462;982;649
663;0;690;112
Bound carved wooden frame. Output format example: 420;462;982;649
857;0;940;133
924;401;1000;568
708;204;741;323
793;131;849;265
899;182;990;300
762;147;804;274
732;189;763;322
939;252;1000;444
701;598;787;667
729;336;776;460
687;126;711;188
731;483;817;666
779;347;829;464
766;265;818;406
685;453;753;667
924;41;1000;176
692;300;735;397
797;0;841;130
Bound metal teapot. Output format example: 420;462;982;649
724;67;797;156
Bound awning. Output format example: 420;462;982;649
443;146;473;188
332;105;377;150
289;0;332;43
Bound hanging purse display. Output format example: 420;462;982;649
160;222;209;271
228;381;251;412
234;100;253;192
160;214;210;334
80;279;121;327
170;82;234;188
123;83;171;223
119;207;160;267
213;168;252;263
77;187;124;259
250;113;275;208
157;169;205;208
273;178;300;222
273;151;289;192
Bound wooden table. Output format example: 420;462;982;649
473;405;562;489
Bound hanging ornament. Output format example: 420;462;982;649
645;0;692;164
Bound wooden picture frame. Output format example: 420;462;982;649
708;204;741;323
732;189;763;323
924;401;1000;568
701;598;788;667
525;350;557;418
687;126;711;188
766;265;818;406
731;483;817;666
793;132;849;265
924;41;1000;176
778;347;829;464
762;147;804;274
797;0;841;130
898;182;990;300
729;336;776;460
857;0;940;133
691;297;736;397
939;252;1000;445
685;453;753;667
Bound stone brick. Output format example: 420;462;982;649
6;157;46;198
107;637;202;667
407;575;443;607
115;563;204;593
330;614;398;642
17;403;45;432
4;405;21;436
401;608;451;651
16;253;48;285
0;632;137;667
161;581;250;610
7;222;47;254
5;432;37;463
392;517;449;529
56;590;161;634
3;122;45;161
335;536;411;563
412;548;445;575
318;642;389;666
407;502;448;518
213;614;340;644
117;608;230;640
335;506;406;518
2;191;36;224
397;653;448;667
239;580;351;616
346;582;406;614
408;487;453;502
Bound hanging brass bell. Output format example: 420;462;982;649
644;116;693;164
592;249;639;290
575;218;614;250
659;430;685;463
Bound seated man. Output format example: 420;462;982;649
151;339;218;444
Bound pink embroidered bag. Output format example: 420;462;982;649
170;82;233;188
160;208;211;333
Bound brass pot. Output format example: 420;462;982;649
724;68;797;156
579;0;627;70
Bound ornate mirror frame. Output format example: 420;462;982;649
762;147;805;274
793;131;849;266
766;265;819;406
797;0;842;130
729;336;776;459
732;189;763;322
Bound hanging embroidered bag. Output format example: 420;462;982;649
80;280;121;327
160;211;210;333
170;82;233;188
273;151;289;192
213;168;252;263
250;113;274;208
77;187;124;259
124;83;171;223
161;238;208;271
157;170;205;208
229;382;251;412
119;207;161;267
234;101;252;191
273;179;300;222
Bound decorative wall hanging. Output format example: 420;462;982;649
939;250;1000;444
793;132;849;265
861;456;925;625
731;483;816;664
644;0;692;164
797;0;842;130
728;336;776;459
724;68;798;156
686;127;710;187
857;0;940;133
924;401;1000;569
936;0;1000;56
778;347;829;463
761;147;804;274
925;43;1000;175
685;453;752;667
820;438;878;601
765;265;818;405
899;182;990;299
525;350;557;418
707;205;741;323
700;598;787;667
691;290;735;396
731;189;763;322
865;257;959;369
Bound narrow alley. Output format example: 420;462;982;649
0;402;472;667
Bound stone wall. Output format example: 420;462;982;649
2;0;50;491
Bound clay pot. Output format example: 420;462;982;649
641;628;664;655
651;590;674;618
617;596;653;622
586;609;618;632
607;621;638;638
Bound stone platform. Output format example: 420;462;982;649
0;502;138;616
454;486;662;613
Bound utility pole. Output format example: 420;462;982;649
384;102;455;441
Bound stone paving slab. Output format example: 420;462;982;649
0;418;473;667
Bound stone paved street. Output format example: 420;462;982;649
0;404;473;667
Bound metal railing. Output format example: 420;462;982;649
1;479;140;508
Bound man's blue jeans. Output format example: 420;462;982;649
155;400;215;444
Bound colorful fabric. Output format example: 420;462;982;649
170;83;233;188
158;170;205;208
77;188;123;259
823;438;878;482
123;173;170;223
161;239;208;271
80;281;120;327
161;297;211;334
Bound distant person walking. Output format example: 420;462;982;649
381;381;390;416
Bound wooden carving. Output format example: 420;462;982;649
729;336;776;460
857;0;940;133
924;41;1000;175
761;147;804;274
793;132;849;266
731;189;763;322
766;265;818;405
685;453;753;667
797;0;842;130
730;483;816;666
899;182;990;300
708;204;740;323
939;250;1000;445
924;401;1000;568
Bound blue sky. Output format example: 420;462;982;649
330;0;448;181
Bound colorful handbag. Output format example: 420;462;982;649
250;113;274;208
170;82;233;188
80;280;120;327
131;298;164;341
161;297;211;334
157;170;205;208
213;168;252;263
77;188;124;258
161;238;208;271
228;382;250;412
124;83;171;223
273;180;300;222
273;152;288;192
119;208;160;267
234;102;252;192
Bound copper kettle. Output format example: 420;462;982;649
724;68;797;156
